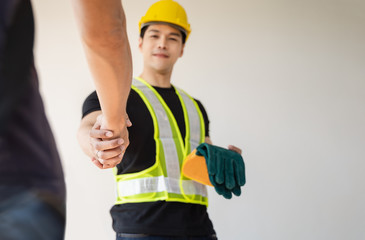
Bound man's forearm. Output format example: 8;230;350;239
83;29;132;132
77;125;94;159
77;111;100;159
72;0;132;134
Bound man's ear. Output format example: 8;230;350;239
138;37;143;52
180;44;185;57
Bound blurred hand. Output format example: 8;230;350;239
227;145;242;155
196;143;245;199
89;114;132;169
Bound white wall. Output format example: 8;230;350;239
32;0;365;239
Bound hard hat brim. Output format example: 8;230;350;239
140;21;188;38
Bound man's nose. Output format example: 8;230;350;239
158;37;167;49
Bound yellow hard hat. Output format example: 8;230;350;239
139;0;191;41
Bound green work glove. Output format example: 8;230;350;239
196;143;246;199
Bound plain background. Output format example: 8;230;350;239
31;0;365;239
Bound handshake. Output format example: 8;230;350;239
184;143;246;199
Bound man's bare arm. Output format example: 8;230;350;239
72;0;132;139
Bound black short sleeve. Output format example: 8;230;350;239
82;91;101;118
194;99;210;137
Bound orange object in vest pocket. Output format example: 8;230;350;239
182;149;213;186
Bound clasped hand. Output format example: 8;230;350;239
89;114;132;169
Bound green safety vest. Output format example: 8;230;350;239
115;77;208;206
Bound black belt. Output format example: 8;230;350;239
117;233;149;238
117;233;217;239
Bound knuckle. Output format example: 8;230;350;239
113;148;121;156
110;140;119;148
89;129;97;137
108;158;121;166
90;137;97;144
104;162;116;168
94;143;102;151
98;151;105;158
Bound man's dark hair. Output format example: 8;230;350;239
140;25;186;44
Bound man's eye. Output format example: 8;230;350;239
169;38;177;41
150;35;158;38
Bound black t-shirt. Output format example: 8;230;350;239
0;0;65;202
82;85;215;236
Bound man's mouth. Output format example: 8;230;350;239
153;53;169;58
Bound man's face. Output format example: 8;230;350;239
139;24;185;74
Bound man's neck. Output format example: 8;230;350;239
139;68;173;88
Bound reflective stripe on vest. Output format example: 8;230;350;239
117;176;207;197
115;78;207;205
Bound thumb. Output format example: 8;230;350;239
94;114;103;129
126;114;132;127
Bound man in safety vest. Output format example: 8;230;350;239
78;0;242;239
